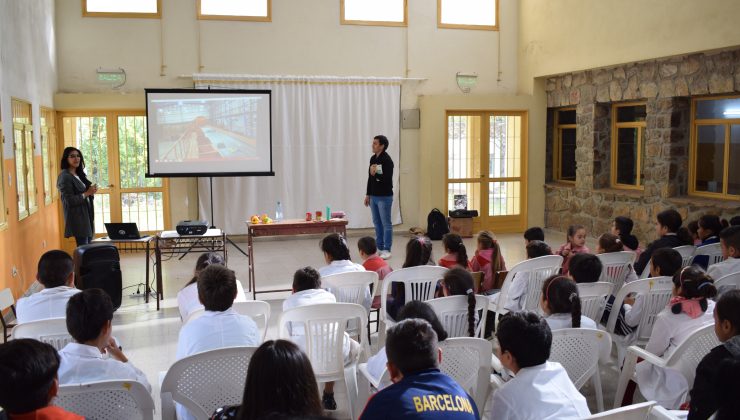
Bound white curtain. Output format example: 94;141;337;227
193;74;402;234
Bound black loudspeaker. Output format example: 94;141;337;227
73;243;123;310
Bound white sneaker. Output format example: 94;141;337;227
380;250;392;260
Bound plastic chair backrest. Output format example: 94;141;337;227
496;255;563;316
0;288;14;312
11;317;72;350
278;303;368;381
605;277;673;345
55;380;154;420
380;266;448;321
231;300;271;341
550;328;611;389
692;243;724;267
597;251;636;293
577;282;613;322
427;295;488;338
583;401;655;419
321;271;378;311
714;271;740;297
663;323;720;386
161;346;256;420
674;245;697;268
438;337;492;411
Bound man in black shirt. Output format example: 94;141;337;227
365;135;394;260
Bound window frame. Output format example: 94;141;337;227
82;0;162;19
196;0;272;22
689;95;740;200
610;101;646;191
553;107;576;184
12;98;37;221
437;0;499;31
40;107;58;206
340;0;408;27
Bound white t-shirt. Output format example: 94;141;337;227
16;286;81;324
489;361;590;420
58;342;151;392
177;280;248;321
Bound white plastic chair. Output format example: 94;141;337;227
550;328;612;412
577;282;613;323
161;346;256;420
714;271;740;297
379;266;448;344
11;317;72;350
674;245;697;268
55;380;154;420
488;255;563;325
426;295;489;338
231;300;271;341
279;303;369;420
356;362;392;410
597;251;636;293
603;276;674;364
584;401;656;419
0;288;17;342
321;271;378;340
438;337;493;411
613;323;720;409
692;242;724;268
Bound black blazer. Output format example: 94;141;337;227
57;170;94;238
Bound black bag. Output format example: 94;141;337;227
426;208;449;240
73;243;123;310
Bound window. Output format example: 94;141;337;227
83;0;160;18
690;96;740;199
0;107;6;229
438;0;498;30
40;107;58;205
341;0;407;27
611;103;646;189
198;0;271;21
12;99;37;220
553;108;576;183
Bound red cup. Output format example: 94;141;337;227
305;212;312;221
316;210;323;221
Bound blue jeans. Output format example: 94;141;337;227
369;195;393;251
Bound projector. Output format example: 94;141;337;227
176;220;209;236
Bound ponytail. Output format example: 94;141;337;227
466;288;476;337
570;291;581;328
671;266;717;314
442;268;477;337
477;230;505;272
542;275;582;328
443;233;469;268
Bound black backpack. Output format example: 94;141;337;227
426;208;449;240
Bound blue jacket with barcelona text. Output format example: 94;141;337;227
359;368;479;420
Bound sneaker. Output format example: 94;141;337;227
380;250;392;260
322;391;337;410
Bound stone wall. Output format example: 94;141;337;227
544;49;740;245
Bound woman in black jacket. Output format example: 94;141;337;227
57;147;97;246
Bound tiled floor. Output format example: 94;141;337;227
110;229;622;419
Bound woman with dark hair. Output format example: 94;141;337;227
176;252;246;321
211;340;324;420
57;147;97;246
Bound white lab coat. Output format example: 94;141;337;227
545;313;597;330
57;342;151;392
635;300;716;408
489;361;590;420
707;257;740;282
176;308;261;359
489;272;530;313
177;280;248;321
16;286;80;324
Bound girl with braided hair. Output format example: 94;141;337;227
441;268;478;337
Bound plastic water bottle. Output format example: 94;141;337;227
326;204;331;221
276;201;284;222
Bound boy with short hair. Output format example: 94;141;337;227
491;311;590;419
16;250;80;324
0;339;84;420
57;289;151;391
359;318;478;419
708;226;740;281
635;209;689;276
523;227;545;245
569;253;604;284
358;236;393;308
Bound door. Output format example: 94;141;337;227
58;111;170;250
446;111;528;233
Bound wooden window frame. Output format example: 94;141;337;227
610;102;646;191
12;99;37;221
437;0;499;31
40;107;58;206
82;0;162;19
553;107;576;184
197;0;272;22
689;95;740;200
340;0;408;27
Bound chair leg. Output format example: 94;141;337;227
613;351;638;409
592;369;604;413
344;365;359;420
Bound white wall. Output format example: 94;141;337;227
0;0;57;158
54;0;520;229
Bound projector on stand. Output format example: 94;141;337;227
176;220;209;236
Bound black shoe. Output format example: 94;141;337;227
322;392;337;410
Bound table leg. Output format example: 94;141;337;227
155;237;163;311
248;230;255;299
145;240;150;304
223;233;228;266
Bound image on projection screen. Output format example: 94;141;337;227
145;89;273;176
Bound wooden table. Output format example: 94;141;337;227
246;219;348;299
92;235;156;305
154;229;227;310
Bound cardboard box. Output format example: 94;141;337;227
449;217;474;238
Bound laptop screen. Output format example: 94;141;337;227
104;223;141;239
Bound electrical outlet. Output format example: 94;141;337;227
11;266;18;277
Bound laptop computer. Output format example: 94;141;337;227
104;222;147;240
